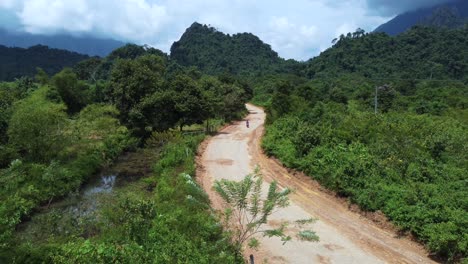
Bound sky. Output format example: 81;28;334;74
0;0;454;60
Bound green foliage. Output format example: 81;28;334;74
128;90;179;134
107;54;169;136
198;75;249;121
8;87;68;162
35;67;49;85
43;134;240;263
214;169;318;253
108;44;167;61
262;77;468;261
0;35;250;263
0;45;89;81
305;26;468;80
170;74;211;128
297;230;320;242
51;239;150;263
170;22;301;77
3;19;466;263
0;84;15;144
51;68;91;113
0;90;134;251
71;44;169;82
106;53;249;138
109;54;165;117
73;57;103;82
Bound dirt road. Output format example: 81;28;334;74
197;104;436;264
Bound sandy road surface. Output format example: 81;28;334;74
197;104;437;264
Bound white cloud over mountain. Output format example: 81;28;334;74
0;0;449;60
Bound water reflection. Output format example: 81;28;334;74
83;175;117;196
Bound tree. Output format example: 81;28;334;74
128;90;179;138
0;86;15;144
220;83;246;121
35;67;49;85
170;74;210;130
15;77;36;98
270;93;290;122
328;87;347;104
73;57;103;81
293;125;321;156
377;84;397;113
7;88;68;162
213;169;318;257
108;44;167;61
51;68;90;114
109;55;166;124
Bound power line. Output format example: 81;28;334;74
309;76;467;83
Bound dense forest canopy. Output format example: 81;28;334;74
0;45;89;81
304;26;468;81
170;22;301;76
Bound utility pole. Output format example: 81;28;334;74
374;86;378;114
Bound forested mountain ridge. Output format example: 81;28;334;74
304;26;468;81
0;44;89;81
374;0;468;35
0;28;126;57
170;22;300;76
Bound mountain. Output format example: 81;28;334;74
374;0;468;35
0;28;126;57
305;26;468;80
170;22;300;76
0;45;89;81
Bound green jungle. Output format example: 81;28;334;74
0;22;467;263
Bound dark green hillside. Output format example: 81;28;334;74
0;45;89;81
304;26;468;81
73;44;169;81
170;22;300;76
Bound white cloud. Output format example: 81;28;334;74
0;0;18;8
263;16;319;60
19;0;92;33
336;23;358;37
1;0;395;60
16;0;168;40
